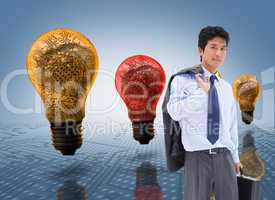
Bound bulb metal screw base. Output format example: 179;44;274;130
132;121;154;144
50;120;83;155
241;110;254;124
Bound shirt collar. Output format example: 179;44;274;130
201;64;221;81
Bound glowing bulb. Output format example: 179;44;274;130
115;55;166;144
26;28;99;155
232;75;260;124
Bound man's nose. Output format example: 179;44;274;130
215;50;223;58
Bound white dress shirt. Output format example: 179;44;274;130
167;65;240;163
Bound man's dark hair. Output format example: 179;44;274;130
198;26;230;61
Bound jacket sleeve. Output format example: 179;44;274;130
167;75;191;121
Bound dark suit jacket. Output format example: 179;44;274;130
162;65;204;172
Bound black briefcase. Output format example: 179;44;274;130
237;175;261;200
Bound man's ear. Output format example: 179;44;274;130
198;47;203;57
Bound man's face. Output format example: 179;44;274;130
199;37;227;69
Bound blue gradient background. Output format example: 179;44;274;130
0;1;275;199
1;0;275;126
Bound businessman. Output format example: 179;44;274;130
167;26;242;200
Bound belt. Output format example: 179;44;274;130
198;147;228;155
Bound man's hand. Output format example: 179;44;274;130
195;74;210;93
234;162;243;175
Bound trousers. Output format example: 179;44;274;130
183;149;238;200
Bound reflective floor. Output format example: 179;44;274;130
0;122;274;200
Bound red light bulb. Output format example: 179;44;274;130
115;55;166;144
134;162;164;200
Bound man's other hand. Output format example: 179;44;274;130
235;162;243;175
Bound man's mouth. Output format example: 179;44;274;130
213;59;221;62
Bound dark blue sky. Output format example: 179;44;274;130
0;0;274;127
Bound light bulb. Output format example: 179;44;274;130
115;55;166;144
240;130;265;180
57;180;87;200
232;75;260;124
26;28;99;155
134;162;163;200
